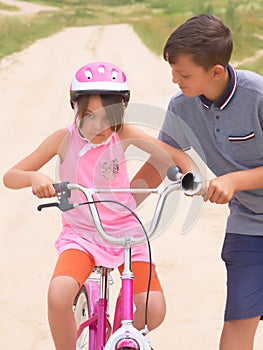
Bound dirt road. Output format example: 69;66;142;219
1;9;263;350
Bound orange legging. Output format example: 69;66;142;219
52;249;162;294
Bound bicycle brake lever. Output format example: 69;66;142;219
37;202;60;211
58;198;75;211
37;200;74;212
38;182;74;212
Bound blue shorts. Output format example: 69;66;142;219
221;233;263;321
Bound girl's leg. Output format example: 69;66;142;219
219;317;260;350
48;275;79;350
133;290;166;331
48;249;95;350
119;261;166;331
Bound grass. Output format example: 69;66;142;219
0;2;19;11
1;0;263;73
237;56;263;76
0;13;65;59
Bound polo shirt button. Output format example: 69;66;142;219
216;115;220;119
216;128;220;132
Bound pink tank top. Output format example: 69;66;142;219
55;124;149;268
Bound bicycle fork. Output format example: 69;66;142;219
81;267;111;350
97;267;111;349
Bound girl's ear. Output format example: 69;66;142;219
211;65;225;81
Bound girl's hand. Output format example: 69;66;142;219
204;174;236;204
31;173;56;198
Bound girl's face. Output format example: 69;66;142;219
78;95;113;144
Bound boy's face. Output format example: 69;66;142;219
169;55;217;99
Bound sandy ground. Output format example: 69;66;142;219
1;4;263;350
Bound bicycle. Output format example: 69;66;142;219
38;166;202;350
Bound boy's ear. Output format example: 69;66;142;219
211;65;225;80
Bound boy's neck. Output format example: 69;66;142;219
204;68;231;103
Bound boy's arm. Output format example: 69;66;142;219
206;166;263;204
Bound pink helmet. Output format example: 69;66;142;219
70;62;130;107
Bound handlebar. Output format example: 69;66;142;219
37;166;202;246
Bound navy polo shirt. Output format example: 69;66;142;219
159;64;263;235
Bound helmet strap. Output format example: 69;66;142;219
74;102;79;118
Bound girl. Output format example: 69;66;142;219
3;62;189;350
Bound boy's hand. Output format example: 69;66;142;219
31;173;56;198
205;175;236;204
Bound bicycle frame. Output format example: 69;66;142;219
75;247;150;350
75;267;112;349
38;166;202;350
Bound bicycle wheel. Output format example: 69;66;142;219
115;338;140;350
74;286;90;350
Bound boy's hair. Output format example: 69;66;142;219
77;94;124;132
163;14;233;70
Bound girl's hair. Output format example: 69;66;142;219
163;14;233;70
76;94;124;132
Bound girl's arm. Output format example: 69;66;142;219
3;128;68;198
119;123;192;172
119;124;193;203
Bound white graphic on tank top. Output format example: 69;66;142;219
99;159;119;180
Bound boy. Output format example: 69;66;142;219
133;14;263;350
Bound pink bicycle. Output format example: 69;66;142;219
38;166;201;350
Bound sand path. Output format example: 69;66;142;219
1;10;263;350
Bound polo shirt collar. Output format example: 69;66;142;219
199;64;237;110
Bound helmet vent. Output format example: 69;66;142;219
98;66;105;74
111;70;118;80
85;69;93;79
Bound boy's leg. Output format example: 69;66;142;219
119;261;166;331
221;233;263;350
48;249;95;350
219;317;260;350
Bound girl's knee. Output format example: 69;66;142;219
148;292;166;329
134;291;166;330
48;276;79;311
